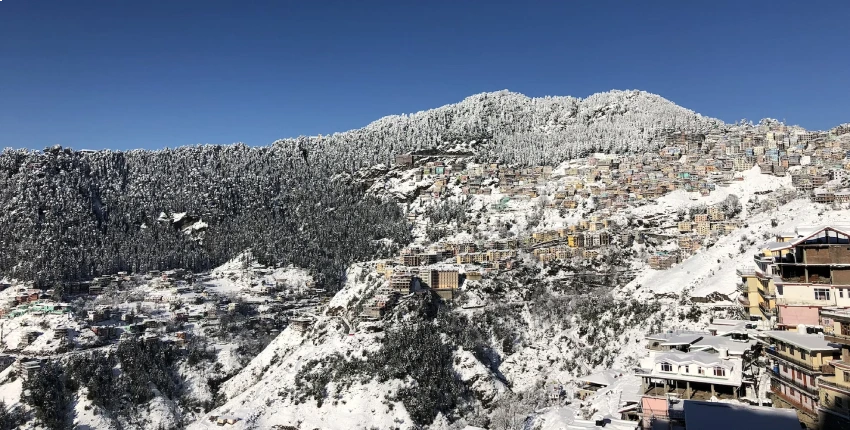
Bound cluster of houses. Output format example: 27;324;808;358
0;263;323;385
397;123;850;214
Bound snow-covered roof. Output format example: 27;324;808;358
682;400;799;430
578;369;627;387
646;330;707;345
790;225;850;247
691;336;756;356
762;241;790;251
765;330;838;351
646;351;743;387
653;350;732;369
709;318;749;327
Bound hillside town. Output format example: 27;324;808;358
2;124;850;428
0;258;324;389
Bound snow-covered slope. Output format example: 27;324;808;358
627;197;850;300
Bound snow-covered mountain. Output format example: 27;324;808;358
2;89;847;429
277;89;724;167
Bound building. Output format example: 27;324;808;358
818;308;850;429
437;269;459;290
648;252;679;270
764;330;840;428
390;269;413;293
644;331;707;353
639;350;747;421
571;369;626;400
394;154;414;166
737;266;777;323
642;400;800;430
770;226;850;328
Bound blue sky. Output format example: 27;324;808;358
1;0;848;150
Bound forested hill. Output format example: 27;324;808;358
0;145;410;288
275;89;722;168
0;89;719;287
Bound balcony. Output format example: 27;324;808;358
758;288;775;300
770;387;818;417
817;376;850;396
776;297;835;306
765;347;822;372
737;268;757;277
824;327;850;345
754;254;775;264
768;367;819;397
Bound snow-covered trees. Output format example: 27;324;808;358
0;145;411;289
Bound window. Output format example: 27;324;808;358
714;367;727;377
838;397;844;409
841;289;845;299
780;343;786;352
661;362;673;372
683;365;689;373
844;372;850;383
789;346;795;355
801;350;808;360
783;365;788;373
698;367;705;375
815;288;831;301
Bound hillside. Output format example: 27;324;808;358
0;89;720;290
276;89;724;167
0;89;847;429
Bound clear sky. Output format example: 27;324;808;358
1;0;848;150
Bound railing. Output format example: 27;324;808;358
776;297;835;306
817;377;850;396
765;347;821;372
758;288;775;299
824;327;850;344
754;254;775;264
768;367;819;396
737;268;757;277
771;387;818;416
759;302;776;316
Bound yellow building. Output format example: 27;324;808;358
567;234;585;248
765;330;840;428
819;309;850;429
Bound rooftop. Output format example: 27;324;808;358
681;400;800;430
764;330;838;351
691;336;756;356
578;369;627;387
646;330;708;345
653;350;733;369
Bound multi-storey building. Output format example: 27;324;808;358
764;330;840;428
738;265;778;324
819;308;850;429
639;350;746;426
770;226;850;328
742;226;850;327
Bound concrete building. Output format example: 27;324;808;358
818;308;850;429
764;330;840;428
